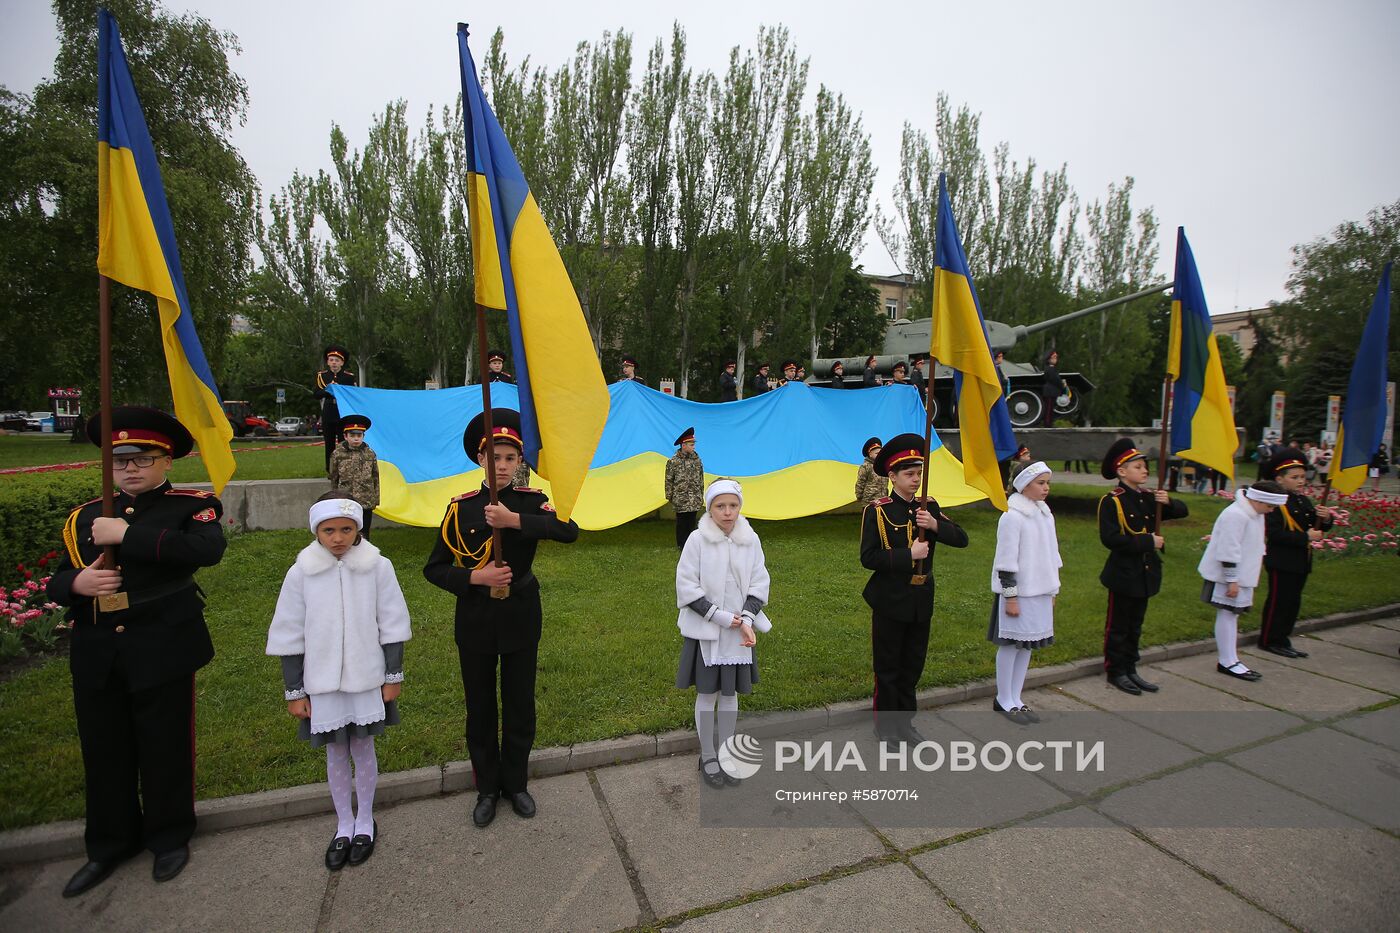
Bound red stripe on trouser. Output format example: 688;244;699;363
1260;572;1279;645
1102;592;1114;670
871;620;880;729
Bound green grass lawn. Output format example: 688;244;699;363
0;435;327;481
1;490;1395;830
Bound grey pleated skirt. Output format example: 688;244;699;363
297;700;400;748
675;638;758;696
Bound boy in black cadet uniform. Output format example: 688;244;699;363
860;432;969;744
617;354;645;385
486;349;516;384
720;361;739;401
1257;448;1334;658
1098;438;1188;695
779;360;798;387
423;409;579;829
46;407;227;897
314;344;357;471
750;362;772;395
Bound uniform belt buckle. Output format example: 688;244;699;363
489;585;510;600
909;574;927;586
97;592;130;612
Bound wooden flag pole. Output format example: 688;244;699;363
1154;375;1174;532
913;279;941;586
96;274;128;612
475;305;509;600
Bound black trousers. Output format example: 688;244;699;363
360;508;374;538
72;671;197;861
674;511;698;549
458;642;538;796
322;418;341;470
1103;591;1149;677
1259;569;1306;648
871;610;931;733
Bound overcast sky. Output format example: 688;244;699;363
4;0;1397;316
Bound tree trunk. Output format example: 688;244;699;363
736;340;747;400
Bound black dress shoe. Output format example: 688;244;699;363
1017;705;1042;724
62;857;127;898
699;757;726;788
1127;670;1160;692
1288;645;1309;658
324;835;352;871
898;723;928;744
152;845;189;883
1108;674;1142;696
992;699;1030;724
472;793;499;828
1260;644;1300;658
347;821;377;867
1218;662;1263;681
507;790;536;818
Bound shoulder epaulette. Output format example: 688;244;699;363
166;488;215;498
70;496;102;515
873;496;893;505
513;486;544;494
1109;487;1124;497
451;489;480;502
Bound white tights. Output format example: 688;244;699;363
326;735;378;839
695;692;740;767
995;645;1033;709
1215;608;1242;669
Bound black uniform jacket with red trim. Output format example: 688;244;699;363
46;482;227;690
1097;483;1188;598
1264;492;1332;575
422;483;579;654
860;493;969;622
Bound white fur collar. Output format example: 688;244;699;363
1008;492;1051;517
697;512;756;545
296;538;382;575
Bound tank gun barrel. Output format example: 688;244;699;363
1007;281;1174;346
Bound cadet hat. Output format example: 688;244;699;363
486;349;507;364
324;344;349;364
874;432;925;477
340;415;372;433
781;359;797;371
673;426;695;446
463;408;524;456
1262;447;1307;481
757;361;770;371
87;406;194;459
1101;437;1146;480
622;355;638;366
892;360;908;373
861;436;882;459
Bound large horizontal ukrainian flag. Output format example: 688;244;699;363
1167;227;1238;478
330;381;982;530
458;23;608;522
97;9;234;493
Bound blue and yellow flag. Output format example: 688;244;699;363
457;24;608;522
931;173;1017;510
1332;262;1392;495
97;10;234;494
1167;227;1237;478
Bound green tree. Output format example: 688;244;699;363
1237;320;1285;443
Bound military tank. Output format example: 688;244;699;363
812;283;1171;428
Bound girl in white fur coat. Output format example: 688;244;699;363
1198;481;1287;682
675;479;772;788
988;462;1062;724
266;493;411;870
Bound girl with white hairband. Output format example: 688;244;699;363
988;461;1062;723
1198;481;1289;682
675;478;772;788
266;491;412;870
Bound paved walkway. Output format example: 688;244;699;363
4;620;1398;932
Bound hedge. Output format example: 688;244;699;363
0;468;103;583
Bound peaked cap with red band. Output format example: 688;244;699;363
874;432;926;477
463;408;524;458
1101;437;1146;479
86;406;194;459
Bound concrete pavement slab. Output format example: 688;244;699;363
1059;669;1306;753
1152;653;1390;719
912;808;1286;932
1100;763;1400;933
1309;622;1400;656
1330;703;1400;752
1228;728;1400;830
0;817;327;933
324;771;640;932
675;862;967;931
1240;638;1400;697
593;754;884;918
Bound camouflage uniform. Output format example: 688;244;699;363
855;458;888;504
328;441;380;533
511;461;532;489
665;448;705;548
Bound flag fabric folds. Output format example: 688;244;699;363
457;23;608;522
96;10;234;494
1167;227;1238;478
1332;263;1392;495
930;172;1017;511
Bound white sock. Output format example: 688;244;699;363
1215;608;1241;668
995;645;1020;710
326;742;355;839
716;693;740;756
349;735;378;838
695;692;719;771
1011;648;1033;708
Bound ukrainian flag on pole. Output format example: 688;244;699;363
1331;263;1392;495
1167;227;1237;478
931;172;1017;510
457;23;608;521
97;9;234;494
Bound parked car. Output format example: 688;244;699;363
275;416;305;436
221;400;273;438
25;411;52;431
0;411;28;432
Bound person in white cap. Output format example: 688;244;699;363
675;479;772;788
988;461;1061;724
267;492;412;871
1198;481;1289;682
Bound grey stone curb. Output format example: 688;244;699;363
4;601;1395;866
